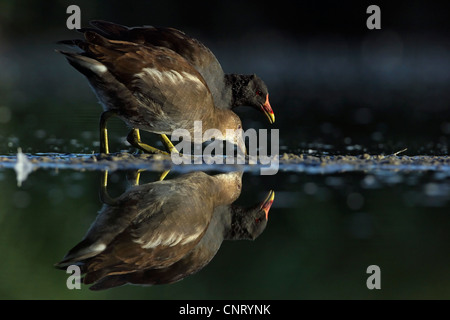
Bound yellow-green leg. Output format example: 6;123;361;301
100;111;179;156
126;130;174;181
160;134;178;154
99;170;118;206
100;110;117;154
158;170;170;181
157;134;177;180
126;169;143;186
127;129;169;155
126;168;170;184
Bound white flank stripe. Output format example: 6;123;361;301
139;68;203;88
91;64;107;73
142;68;164;82
91;243;106;252
181;71;203;87
137;230;202;249
181;232;202;245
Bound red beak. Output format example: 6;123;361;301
260;190;275;220
261;94;275;124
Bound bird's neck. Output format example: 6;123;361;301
206;107;234;133
222;206;241;240
224;74;253;107
211;172;242;206
223;206;253;240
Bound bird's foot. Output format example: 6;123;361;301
127;129;169;155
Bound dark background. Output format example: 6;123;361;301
1;0;449;155
3;1;450;38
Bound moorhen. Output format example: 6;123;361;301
87;190;274;290
58;30;246;154
56;170;243;284
75;20;275;123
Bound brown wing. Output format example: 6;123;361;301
59;31;215;132
88;20;224;81
83;200;212;284
87;20;230;109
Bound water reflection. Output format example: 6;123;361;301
56;170;274;290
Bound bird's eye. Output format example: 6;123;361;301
256;90;262;96
237;124;241;129
255;218;261;223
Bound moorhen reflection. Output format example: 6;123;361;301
56;171;274;290
84;190;273;291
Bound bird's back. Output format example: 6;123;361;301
58;29;216;134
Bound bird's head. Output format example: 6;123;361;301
240;75;275;124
